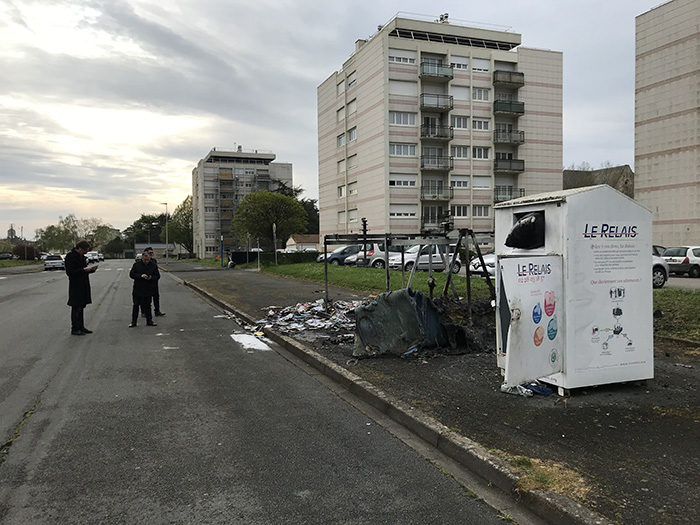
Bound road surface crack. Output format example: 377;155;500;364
0;370;58;469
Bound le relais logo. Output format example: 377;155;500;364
583;223;638;239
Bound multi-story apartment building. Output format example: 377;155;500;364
635;0;700;246
317;14;562;244
192;147;293;257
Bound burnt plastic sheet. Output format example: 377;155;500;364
353;288;449;357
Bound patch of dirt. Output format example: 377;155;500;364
307;302;700;525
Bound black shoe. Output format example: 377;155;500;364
146;322;157;327
129;323;137;328
71;330;85;336
155;311;166;317
81;328;93;334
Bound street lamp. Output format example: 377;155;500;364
160;202;168;263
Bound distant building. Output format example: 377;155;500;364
285;234;320;252
192;147;293;258
636;0;700;245
317;13;562;245
563;165;634;199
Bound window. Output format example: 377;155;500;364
389;55;416;64
347;71;357;87
473;88;490;101
451;145;469;158
348;154;357;169
337;159;346;173
234;168;245;175
451;205;469;217
348;208;358;222
389;143;416;156
496;152;514;160
472;118;490;131
337;133;346;147
204;193;216;200
452;85;469;100
337;81;345;96
389;173;417;187
337;107;345;122
451;115;469;129
347;99;357;115
472;58;490;72
389;111;417;125
473;205;491;217
388;48;417;64
348;182;358;195
338;185;345;198
348;127;357;142
245;169;255;175
450;176;469;188
337;211;346;224
204;207;217;213
450;55;469;69
389;204;418;217
389;80;418;96
473;146;490;159
205;234;216;240
473;176;492;189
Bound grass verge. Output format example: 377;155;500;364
652;288;700;341
260;262;494;299
0;260;39;268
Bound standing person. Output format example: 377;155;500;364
65;240;98;335
129;250;160;327
144;247;165;316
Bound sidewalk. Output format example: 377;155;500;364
167;262;699;525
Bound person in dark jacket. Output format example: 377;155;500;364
129;250;160;327
65;240;98;335
144;247;165;316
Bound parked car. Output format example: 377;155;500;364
317;245;363;265
469;253;496;277
135;253;142;260
662;246;700;277
0;252;13;260
98;253;105;261
388;244;461;273
652;253;669;289
652;245;666;257
352;243;404;269
44;254;65;271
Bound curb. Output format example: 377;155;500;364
183;280;611;525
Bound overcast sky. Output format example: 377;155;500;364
1;0;661;240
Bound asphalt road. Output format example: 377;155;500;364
0;260;511;524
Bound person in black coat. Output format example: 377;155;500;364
65;240;98;335
129;251;160;327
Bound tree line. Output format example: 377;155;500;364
15;185;319;259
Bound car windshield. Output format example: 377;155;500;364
664;247;688;256
47;255;61;260
331;245;348;254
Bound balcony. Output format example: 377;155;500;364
494;159;525;173
420;186;454;200
494;186;525;202
420;93;453;112
493;129;525;144
420;155;454;171
419;62;453;82
493;70;525;88
494;100;525;115
420;125;454;140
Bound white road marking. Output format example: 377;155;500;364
230;333;272;351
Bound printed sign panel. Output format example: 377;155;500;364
501;256;563;387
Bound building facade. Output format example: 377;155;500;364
635;0;700;246
192;147;293;257
317;15;562;244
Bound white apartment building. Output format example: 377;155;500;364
192;147;292;257
635;0;700;246
317;14;562;242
